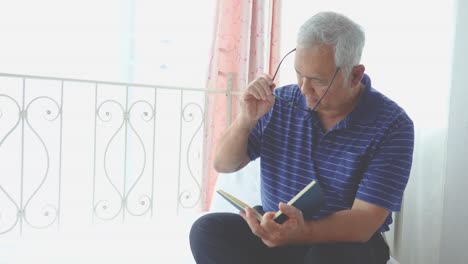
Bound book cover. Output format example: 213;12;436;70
216;180;323;224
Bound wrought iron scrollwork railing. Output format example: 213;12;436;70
0;78;63;235
177;97;205;211
93;94;157;221
0;72;232;234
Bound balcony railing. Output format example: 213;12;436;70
0;72;234;235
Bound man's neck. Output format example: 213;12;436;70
318;84;364;131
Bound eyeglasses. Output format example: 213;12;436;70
271;48;340;113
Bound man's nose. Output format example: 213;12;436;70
300;78;317;94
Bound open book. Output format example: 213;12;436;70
216;180;323;224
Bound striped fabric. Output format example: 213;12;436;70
247;74;414;232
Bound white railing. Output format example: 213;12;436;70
0;72;234;235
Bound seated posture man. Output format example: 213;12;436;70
190;11;414;264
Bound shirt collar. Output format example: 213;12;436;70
346;74;383;126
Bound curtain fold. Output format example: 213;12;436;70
268;0;281;78
202;0;281;211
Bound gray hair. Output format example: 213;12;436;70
297;11;365;78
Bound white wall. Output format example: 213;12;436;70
439;1;468;263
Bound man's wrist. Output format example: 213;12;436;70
236;113;257;132
297;221;317;244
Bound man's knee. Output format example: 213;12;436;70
189;213;239;250
190;213;226;240
190;213;247;264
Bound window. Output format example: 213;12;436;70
0;0;215;87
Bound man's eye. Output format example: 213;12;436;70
311;80;326;86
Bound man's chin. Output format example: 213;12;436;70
306;100;319;109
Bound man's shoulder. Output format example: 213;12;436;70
377;92;413;128
359;74;413;129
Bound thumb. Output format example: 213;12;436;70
263;212;276;221
279;202;302;218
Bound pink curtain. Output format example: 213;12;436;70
202;0;282;211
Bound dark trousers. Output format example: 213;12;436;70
190;212;390;264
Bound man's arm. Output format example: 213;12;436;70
242;199;389;248
213;74;276;173
213;115;254;173
300;199;390;243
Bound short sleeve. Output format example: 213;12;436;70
356;116;414;212
247;111;272;161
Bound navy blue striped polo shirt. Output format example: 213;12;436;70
247;74;414;232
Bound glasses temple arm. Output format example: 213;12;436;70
310;67;340;112
272;48;296;82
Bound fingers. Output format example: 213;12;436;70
242;207;267;238
240;74;276;122
246;75;274;101
261;212;280;231
257;77;273;100
241;204;305;248
278;202;303;220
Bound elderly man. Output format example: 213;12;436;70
190;11;413;264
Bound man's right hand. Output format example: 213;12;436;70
213;74;276;173
238;74;276;129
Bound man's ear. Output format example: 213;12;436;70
350;65;365;88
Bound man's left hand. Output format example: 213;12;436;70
240;202;306;247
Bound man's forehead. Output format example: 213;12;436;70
296;44;334;55
294;46;336;76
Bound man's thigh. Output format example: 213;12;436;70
189;213;262;264
189;212;308;264
303;233;390;264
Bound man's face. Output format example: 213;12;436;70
294;45;355;112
